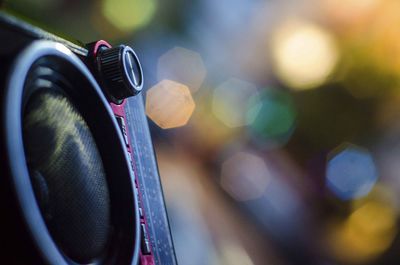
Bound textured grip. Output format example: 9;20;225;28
97;45;143;103
97;46;128;100
99;47;123;82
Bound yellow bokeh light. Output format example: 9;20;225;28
102;0;157;32
328;199;397;264
349;202;396;238
271;19;339;90
146;80;195;129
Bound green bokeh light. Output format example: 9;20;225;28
102;0;157;32
247;89;297;145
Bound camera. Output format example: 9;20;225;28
0;11;176;265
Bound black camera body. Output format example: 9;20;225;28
0;12;176;265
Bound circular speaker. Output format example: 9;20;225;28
1;41;140;264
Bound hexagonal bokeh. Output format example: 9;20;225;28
212;78;259;128
220;151;271;201
328;198;397;263
326;143;378;200
146;79;196;129
246;89;297;146
157;47;207;93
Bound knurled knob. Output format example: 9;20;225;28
96;45;144;103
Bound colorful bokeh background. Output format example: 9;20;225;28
3;0;400;264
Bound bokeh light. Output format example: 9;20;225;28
326;143;378;201
271;19;339;90
246;89;296;146
328;199;397;264
102;0;157;33
212;78;259;128
146;80;195;129
157;47;207;93
220;151;271;202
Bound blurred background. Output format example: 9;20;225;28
3;0;400;264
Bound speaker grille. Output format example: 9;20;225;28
22;85;111;262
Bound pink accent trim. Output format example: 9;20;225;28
90;41;155;265
110;102;155;265
92;40;111;57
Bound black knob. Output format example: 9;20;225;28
96;45;144;103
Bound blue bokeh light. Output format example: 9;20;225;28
326;144;378;201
